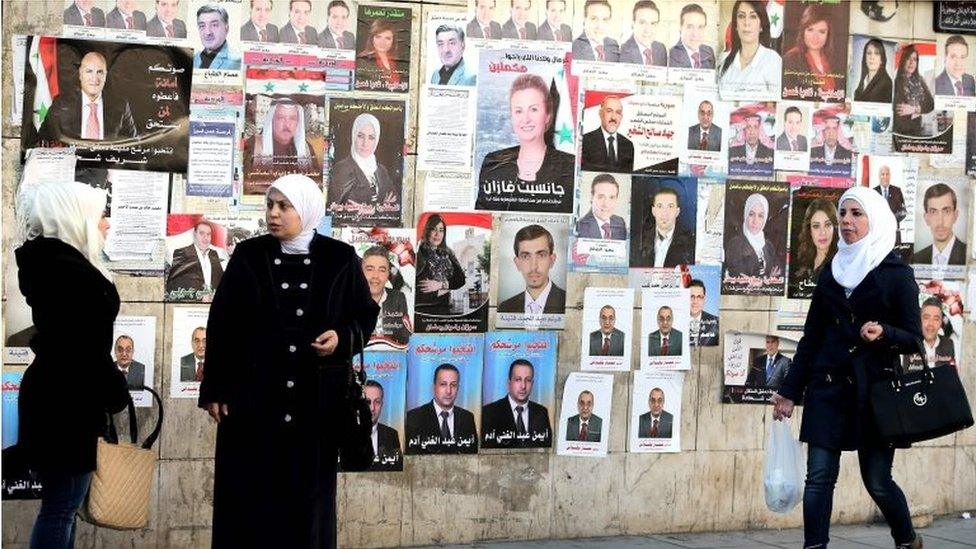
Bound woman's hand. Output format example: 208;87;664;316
895;103;915;116
771;393;794;420
418;279;444;293
860;321;884;342
205;402;229;423
311;329;339;356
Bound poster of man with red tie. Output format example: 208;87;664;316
722;331;797;405
169;306;210;399
640;287;690;371
628;369;682;453
570;172;631;273
580;287;634;371
556;372;612;458
773;101;812;173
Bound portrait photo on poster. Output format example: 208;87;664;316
855;154;918;260
495;213;570;330
722;180;789;296
571;171;631;274
426;12;478;87
911;175;969;280
640;287;690;371
780;0;850;103
413;212;492;334
628;369;682;453
352;352;406;472
786;186;845;299
727;102;775;177
686;264;720;347
904;279;964;372
355;3;411;93
716;0;782;102
20;36;193;172
189;0;243;72
892;41;953;154
163;214;229;303
849;35;897;106
579;91;637;175
808;105;855;178
681;88;728;169
111;315;157;407
556;372;613;458
773;101;812;172
481;331;557;449
629;175;698;269
405;334;483;455
580;287;635;371
663;1;721;84
722;331;798;404
327;97;406;227
932;33;976;111
169;306;210;399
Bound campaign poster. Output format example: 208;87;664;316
580;287;634;371
112;315;157;407
414;212;491;334
405;334;483;455
20;36;192;171
693;178;725;265
932;33;976;111
238;0;359;54
556;372;612;458
722;180;789;296
242;68;327;195
356;351;406;472
911;175;969;281
727;102;775;178
787;186;845;299
326;97;406;227
102;169;169;271
780;0;850;103
773;101;812;172
891;42;953;154
189;0;244;82
163;214;229;303
903;280;965;372
207;212;268;258
722;331;798;405
628;370;682;453
1;367;41;500
425;12;479;87
967;112;976;176
681;87;728;171
629;175;698;268
481;331;557;449
848;35;898;110
340;227;416;351
808;104;855;178
186;120;235;197
169;306;210;399
474;48;575;213
715;0;782;102
662;0;721;85
640;287;690;371
570;171;631;273
495;213;570;330
854;155;918;260
686;264;720;347
355;4;411;94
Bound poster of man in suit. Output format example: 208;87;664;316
773;102;811;173
808;110;855;178
934;34;976;110
727;105;775;178
680;90;727;171
686;266;720;347
190;1;242;72
664;1;717;84
629;176;697;269
640;287;690;371
856;154;919;259
556;372;612;458
722;331;797;404
405;334;483;454
111;315;157;407
169;306;210;399
571;0;620;63
279;0;317;44
64;0;106;29
496;213;569;330
240;0;279;43
320;0;357;50
911;176;969;280
536;0;571;42
164;215;228;302
346;352;405;472
580;287;634;371
629;370;682;453
106;0;148;32
467;0;502;39
580;95;634;174
903;283;964;372
147;0;189;38
570;172;630;273
480;332;556;449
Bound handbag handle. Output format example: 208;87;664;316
106;386;165;450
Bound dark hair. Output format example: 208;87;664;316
435;23;465;43
698;100;713;111
546;0;565;8
365;379;384;395
652;186;679;203
251;0;273;8
590;173;618;194
794;198;838;282
512;224;554;255
194;220;213;233
632;0;659;20
897;44;919;76
923;183;958;211
679;3;706;25
508;359;534;379
197;4;229;24
688;278;706;293
785;4;832;60
327;0;348;14
599;304;616;315
289;0;311;9
583;0;611;18
720;1;771;77
657;305;673;315
422;214;449;250
115;334;134;346
784;106;802;119
361;18;398;59
921;297;943;313
363;244;406;292
509;73;560;147
946;34;969;54
433;363;459;383
510;0;530;7
822;115;840;127
859;39;889;89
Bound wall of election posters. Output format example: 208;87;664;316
3;1;976;546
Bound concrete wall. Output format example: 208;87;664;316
2;1;974;548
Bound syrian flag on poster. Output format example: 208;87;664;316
29;36;59;130
767;0;785;39
244;67;329;95
553;56;576;155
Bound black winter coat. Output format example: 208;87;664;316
198;234;378;549
15;237;130;474
778;252;922;450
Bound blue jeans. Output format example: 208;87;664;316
30;471;92;549
803;445;916;548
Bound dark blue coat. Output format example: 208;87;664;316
778;252;922;450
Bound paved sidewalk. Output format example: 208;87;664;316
436;515;975;548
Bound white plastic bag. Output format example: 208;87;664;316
764;418;805;513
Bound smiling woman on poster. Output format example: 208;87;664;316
724;193;783;278
782;4;839;98
853;38;893;103
717;0;781;98
476;73;574;211
358;18;402;87
329;113;395;207
415;214;466;316
893;45;934;137
790;199;838;293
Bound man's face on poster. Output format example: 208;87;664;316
76;0;94;10
514;235;555;291
436;30;464;69
115;337;134;367
328;4;350;35
583;2;611;42
117;0;136;13
194;223;213;250
689;286;705;316
921;304;942;343
823;119;840;147
680;10;707;50
191;327;206;359
785;111;803;138
656;307;673;333
476;0;495;25
651;191;679;232
433;368;459;409
156;0;180;21
546;0;565;27
697;101;713;128
577;391;593;420
272;104;300;147
511;0;531;26
598;97;623;134
744;116;761;146
250;0;272;27
879;165;891;187
765;336;779;355
633;7;660;46
599;306;616;334
648;388;664;416
78;53;107;102
508;363;534;405
362;254;391;300
290;0;311;29
365;385;383;426
590;181;618;220
924;192;959;245
946;41;969;79
198;11;229;52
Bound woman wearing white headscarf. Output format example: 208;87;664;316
14;182;130;548
773;186;924;549
199;174;378;548
723;192;784;278
328;113;396;208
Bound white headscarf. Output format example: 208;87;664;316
19;181;112;279
350;113;380;179
831;185;896;291
261;101;311;159
741;193;769;259
268;174;325;254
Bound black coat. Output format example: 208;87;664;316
15;237;130;474
415;244;466;314
580;128;634;173
480;397;552;448
724;233;784;278
853;70;893;103
198;234;378;548
404;402;478;454
778;253;923;450
328;156;396;206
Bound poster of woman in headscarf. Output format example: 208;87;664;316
414;212;492;333
340;227;416;351
474;49;575;213
780;1;850;103
892;42;952;154
355;4;411;93
722;180;789;296
726;102;775;178
787;186;844;299
242;68;327;195
903;279;964;372
327;97;406;227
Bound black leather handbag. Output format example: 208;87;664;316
338;326;375;471
870;357;973;446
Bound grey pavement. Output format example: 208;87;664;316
429;514;975;548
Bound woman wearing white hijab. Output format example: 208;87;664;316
723;192;784;278
199;174;378;548
15;182;130;548
328;113;396;208
773;186;923;549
